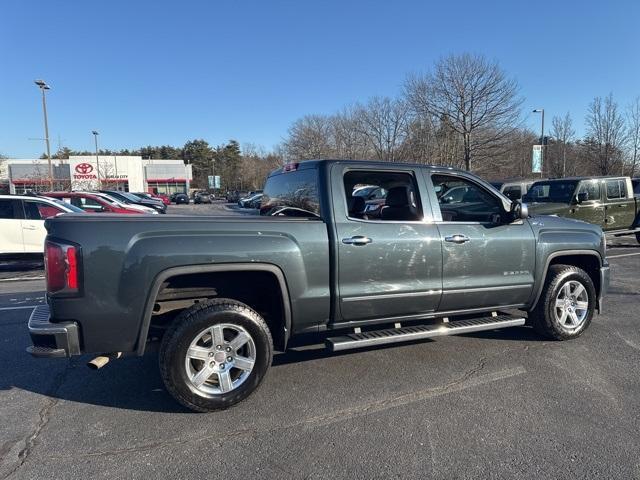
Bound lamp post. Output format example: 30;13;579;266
34;80;54;190
533;109;545;177
92;130;101;188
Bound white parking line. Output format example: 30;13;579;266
607;252;640;259
0;305;39;311
0;276;45;282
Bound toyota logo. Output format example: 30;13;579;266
75;163;94;174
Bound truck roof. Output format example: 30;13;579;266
269;159;459;176
532;175;629;182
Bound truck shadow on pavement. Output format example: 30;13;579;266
3;323;543;414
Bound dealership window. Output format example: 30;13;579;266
148;181;187;195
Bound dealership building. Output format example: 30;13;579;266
0;155;192;195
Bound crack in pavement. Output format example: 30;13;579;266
43;349;528;461
2;361;75;480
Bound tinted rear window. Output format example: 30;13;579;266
260;168;320;217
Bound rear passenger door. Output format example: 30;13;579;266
332;165;442;323
604;179;635;230
0;199;25;254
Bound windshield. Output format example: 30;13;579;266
523;181;578;203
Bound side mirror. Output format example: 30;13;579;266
576;192;589;203
512;201;529;220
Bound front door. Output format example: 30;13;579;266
333;166;442;322
21;200;63;253
571;180;605;227
429;173;536;311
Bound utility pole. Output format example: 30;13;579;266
92;130;101;188
34;80;53;189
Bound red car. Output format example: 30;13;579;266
154;193;171;205
44;192;142;214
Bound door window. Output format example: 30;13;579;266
432;174;503;223
606;179;625;199
0;199;21;219
343;170;422;221
577;181;601;202
23;201;64;220
78;197;104;211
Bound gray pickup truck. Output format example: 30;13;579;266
29;160;610;412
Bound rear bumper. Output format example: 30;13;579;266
27;305;81;358
598;263;610;313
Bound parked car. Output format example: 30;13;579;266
45;192;142;214
89;192;158;214
194;191;213;204
238;193;262;208
132;192;171;206
525;176;640;243
172;193;190;205
99;190;166;214
490;179;537;201
0;194;84;255
226;191;246;203
28;160;610;412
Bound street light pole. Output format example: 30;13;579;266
34;80;53;190
533;109;545;177
92;131;101;188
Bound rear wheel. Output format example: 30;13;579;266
159;299;273;412
528;264;596;340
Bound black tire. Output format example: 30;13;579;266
159;299;273;412
528;264;596;340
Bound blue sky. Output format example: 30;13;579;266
1;0;638;157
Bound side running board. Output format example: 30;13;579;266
326;314;525;352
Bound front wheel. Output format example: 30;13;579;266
159;299;273;412
528;264;596;340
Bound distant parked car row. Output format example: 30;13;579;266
0;189;178;255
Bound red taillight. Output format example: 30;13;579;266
45;241;80;295
66;247;78;289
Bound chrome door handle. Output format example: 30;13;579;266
342;236;372;246
445;234;470;244
23;225;37;230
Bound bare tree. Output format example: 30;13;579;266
405;53;523;171
353;97;409;162
626;97;640;177
283;115;334;160
550;112;575;177
585;93;627;175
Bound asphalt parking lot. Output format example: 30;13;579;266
1;207;639;479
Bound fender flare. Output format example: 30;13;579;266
135;263;292;355
529;249;603;310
